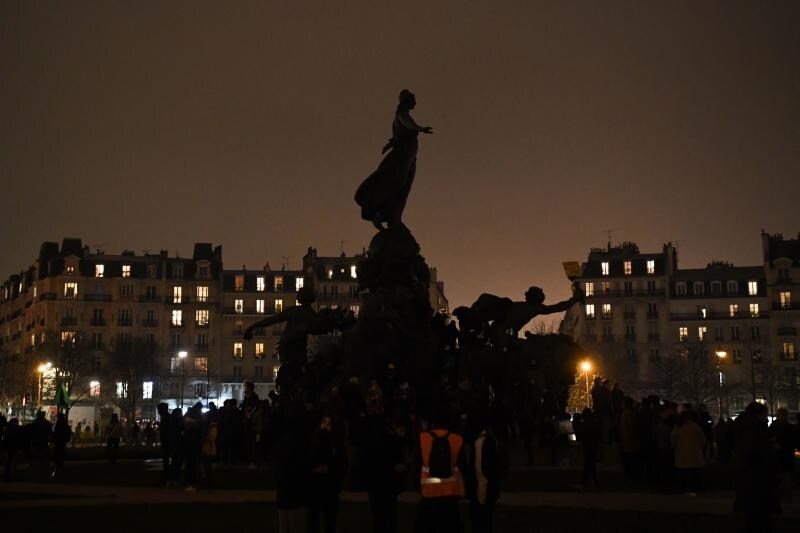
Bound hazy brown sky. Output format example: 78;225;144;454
2;1;799;309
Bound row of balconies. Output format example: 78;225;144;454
586;289;666;298
669;311;769;321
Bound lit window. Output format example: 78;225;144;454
601;262;609;276
700;307;708;319
33;286;37;298
235;275;244;292
675;282;686;296
624;261;632;275
585;282;594;297
234;299;244;313
748;281;758;296
143;381;153;400
274;276;284;291
350;265;357;279
116;382;125;398
783;342;796;360
275;299;284;313
173;286;182;303
601;282;610;294
256;299;265;314
780;291;791;309
749;303;759;318
601;303;612;318
61;331;75;342
195;309;209;326
255;342;265;359
233;342;243;359
171;309;183;326
122;265;131;278
64;282;78;299
729;304;738;317
349;305;360;316
327;267;333;280
585;304;595;318
646;260;655;275
679;327;688;341
66;265;75;274
197;286;208;302
295;277;304;291
95;264;104;278
256;276;265;292
273;365;280;381
90;381;101;397
195;357;208;371
698;326;707;341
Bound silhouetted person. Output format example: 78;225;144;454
355;89;432;230
157;403;174;486
274;402;311;533
671;410;706;495
768;407;796;504
307;415;346;533
52;412;71;472
364;414;410;533
3;418;22;480
104;413;122;463
31;410;52;472
734;402;780;533
464;417;507;533
575;407;601;490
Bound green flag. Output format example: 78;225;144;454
55;383;69;409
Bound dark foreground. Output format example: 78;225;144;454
7;501;800;533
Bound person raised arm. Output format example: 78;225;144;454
243;312;287;341
536;283;585;315
397;109;433;134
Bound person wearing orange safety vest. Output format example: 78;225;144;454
415;411;465;533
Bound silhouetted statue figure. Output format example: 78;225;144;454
244;287;354;391
454;285;585;348
355;89;433;230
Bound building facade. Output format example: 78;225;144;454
0;239;448;419
561;232;800;414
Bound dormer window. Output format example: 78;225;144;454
197;264;210;278
624;261;632;275
350;265;357;279
693;282;704;296
676;282;687;296
601;262;609;276
122;265;131;278
727;280;738;294
95;264;104;278
274;276;284;291
174;264;184;280
646;260;655;275
295;277;304;291
66;265;75;275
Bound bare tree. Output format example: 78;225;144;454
0;349;27;408
755;358;785;417
102;336;160;420
41;330;94;412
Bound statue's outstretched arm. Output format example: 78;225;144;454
539;285;585;315
398;110;433;134
243;313;286;340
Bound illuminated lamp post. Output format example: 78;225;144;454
580;360;593;410
178;351;188;410
37;362;52;408
715;350;727;418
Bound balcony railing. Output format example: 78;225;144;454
777;326;797;336
669;311;769;321
117;319;133;327
646;311;659;319
195;344;210;353
779;352;797;361
773;302;799;311
139;294;160;302
623;312;636;319
142;319;159;327
61;317;78;326
38;292;57;301
169;322;184;328
602;335;615;343
647;334;660;341
84;293;112;302
195;321;210;328
90;318;106;326
588;289;666;298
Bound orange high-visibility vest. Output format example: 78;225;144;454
419;429;465;498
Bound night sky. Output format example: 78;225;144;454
2;1;799;312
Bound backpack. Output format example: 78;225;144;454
428;431;452;479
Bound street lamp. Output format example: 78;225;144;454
178;351;188;410
580;360;592;410
37;362;52;408
715;350;727;418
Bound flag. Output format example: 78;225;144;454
55;383;69;409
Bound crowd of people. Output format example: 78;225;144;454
1;372;799;533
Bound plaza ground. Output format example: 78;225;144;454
3;447;800;533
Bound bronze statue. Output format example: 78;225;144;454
453;285;585;347
355;89;433;230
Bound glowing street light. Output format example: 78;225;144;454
580;359;593;410
178;351;188;410
715;350;727;418
37;362;52;407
